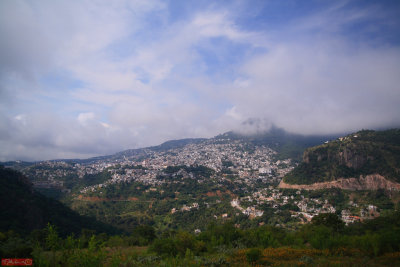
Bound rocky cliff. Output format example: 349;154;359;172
283;129;400;187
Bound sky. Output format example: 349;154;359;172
1;0;400;161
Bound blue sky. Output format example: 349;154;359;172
1;0;400;161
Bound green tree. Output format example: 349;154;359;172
149;238;177;257
45;223;60;266
311;213;344;233
45;223;61;251
132;225;156;245
175;231;195;255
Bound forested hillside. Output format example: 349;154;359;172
284;129;400;185
0;166;117;236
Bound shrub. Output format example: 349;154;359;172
149;238;177;257
246;248;262;264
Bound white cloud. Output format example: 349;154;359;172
77;112;95;125
192;12;247;40
0;1;399;161
14;114;27;125
229;41;400;134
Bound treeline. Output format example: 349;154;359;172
1;212;400;266
0;224;156;265
150;212;400;258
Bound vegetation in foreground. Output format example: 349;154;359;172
1;212;400;266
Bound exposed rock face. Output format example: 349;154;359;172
279;174;400;191
302;145;369;170
338;148;366;169
285;129;400;185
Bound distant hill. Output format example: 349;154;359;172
1;128;337;167
104;127;339;162
149;138;208;152
1;161;35;171
0;165;118;236
215;127;341;160
114;138;207;158
283;129;400;187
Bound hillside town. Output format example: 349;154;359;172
14;137;384;227
22;139;293;192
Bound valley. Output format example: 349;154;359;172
2;129;400;266
4;129;400;234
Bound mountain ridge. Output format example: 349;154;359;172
1;127;342;167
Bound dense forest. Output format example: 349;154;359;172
0;166;118;236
